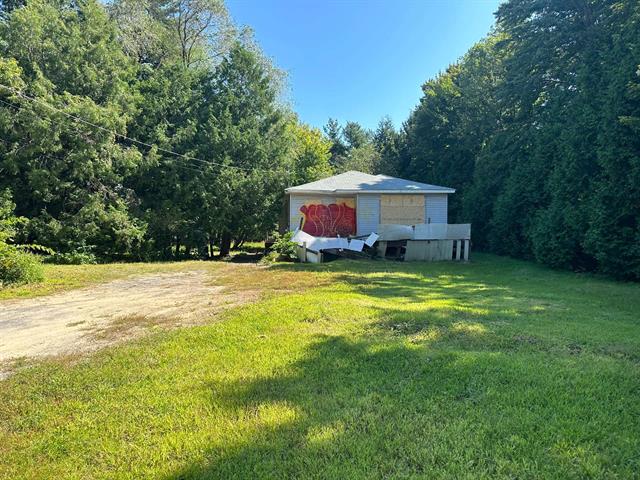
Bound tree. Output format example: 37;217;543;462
323;118;347;168
166;0;235;68
324;119;377;174
0;0;145;260
0;0;24;15
342;121;370;150
109;0;235;69
196;44;290;256
338;143;380;174
287;121;333;186
399;35;504;222
393;0;640;279
108;0;178;67
373;116;399;175
126;63;208;258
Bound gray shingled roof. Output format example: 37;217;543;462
285;171;455;194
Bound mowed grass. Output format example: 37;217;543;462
1;254;639;479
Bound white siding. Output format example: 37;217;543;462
425;194;448;224
357;194;380;235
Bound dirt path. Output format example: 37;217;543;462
0;269;253;367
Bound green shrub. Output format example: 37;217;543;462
45;251;98;265
0;243;44;286
269;231;298;261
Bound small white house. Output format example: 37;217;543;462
285;170;455;237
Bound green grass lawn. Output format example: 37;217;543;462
1;254;639;479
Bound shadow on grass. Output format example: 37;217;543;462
166;337;637;479
271;258;556;346
167;336;486;479
165;257;640;478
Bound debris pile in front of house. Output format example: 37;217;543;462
291;223;471;263
291;230;378;263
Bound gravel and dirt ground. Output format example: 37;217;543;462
0;267;256;370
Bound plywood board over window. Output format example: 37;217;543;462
380;195;425;225
336;197;356;209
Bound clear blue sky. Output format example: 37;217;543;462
226;0;501;131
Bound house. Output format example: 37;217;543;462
285;171;470;263
285;170;455;237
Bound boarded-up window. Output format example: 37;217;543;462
336;197;356;209
380;195;425;225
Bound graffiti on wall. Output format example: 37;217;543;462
300;201;356;237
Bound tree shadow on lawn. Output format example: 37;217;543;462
271;258;640;355
167;336;489;479
166;334;637;479
330;261;640;363
165;262;639;478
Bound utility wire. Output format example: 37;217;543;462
0;97;20;111
0;126;208;176
0;141;208;176
0;83;263;173
0;139;209;178
0;88;212;175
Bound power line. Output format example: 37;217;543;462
0;101;207;175
0;88;218;175
0;133;208;176
0;83;262;174
0;97;20;111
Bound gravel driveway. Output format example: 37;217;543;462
0;270;246;366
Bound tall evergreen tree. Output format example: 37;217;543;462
373;116;400;175
0;0;145;259
323;117;347;168
195;44;289;256
342;121;370;150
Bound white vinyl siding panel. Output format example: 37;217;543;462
357;194;380;236
425;194;448;224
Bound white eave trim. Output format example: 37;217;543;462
285;189;456;194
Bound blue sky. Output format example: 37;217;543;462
226;0;501;131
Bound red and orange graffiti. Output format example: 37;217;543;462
300;203;356;237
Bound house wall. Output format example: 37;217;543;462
425;194;448;224
357;194;380;235
289;192;450;235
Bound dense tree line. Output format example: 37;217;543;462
368;0;638;280
1;0;638;281
322;0;639;279
0;0;331;262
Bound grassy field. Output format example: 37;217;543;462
1;254;639;479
